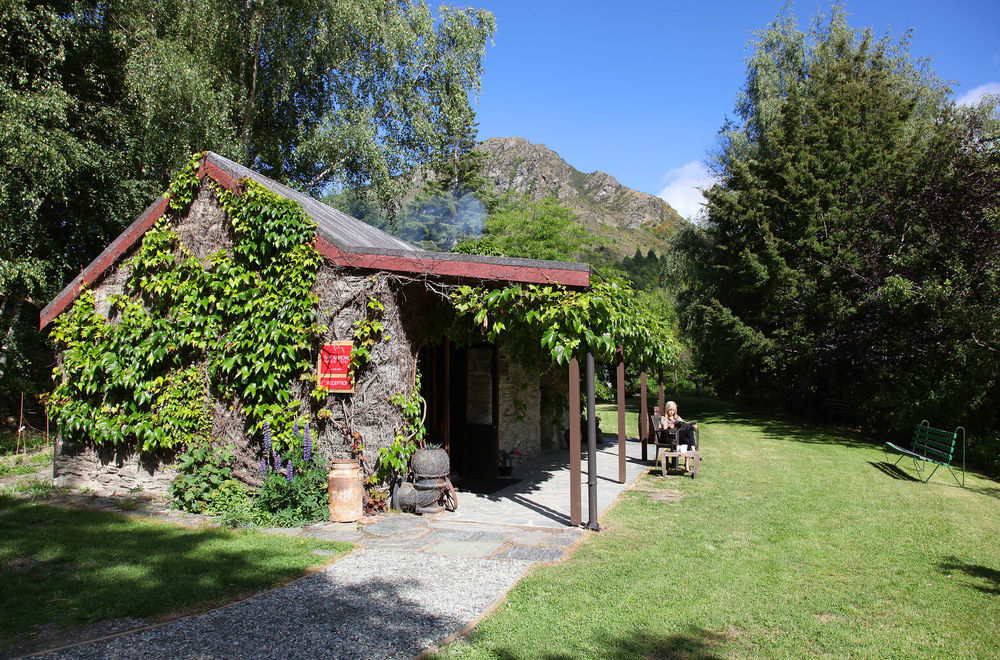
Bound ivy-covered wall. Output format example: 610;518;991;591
310;264;418;466
49;169;419;495
54;185;232;492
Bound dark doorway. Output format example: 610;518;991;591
420;342;498;478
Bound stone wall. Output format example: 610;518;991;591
497;354;541;457
539;366;570;451
53;189;232;496
52;184;425;495
50;178;564;495
53;436;176;495
311;266;418;460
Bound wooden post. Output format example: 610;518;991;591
586;349;599;531
569;355;581;527
640;370;648;462
443;340;451;454
658;372;665;415
616;347;626;484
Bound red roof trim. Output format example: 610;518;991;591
201;159;242;193
315;236;590;288
39;196;170;329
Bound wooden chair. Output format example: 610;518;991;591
649;414;701;478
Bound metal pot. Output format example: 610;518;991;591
410;447;450;479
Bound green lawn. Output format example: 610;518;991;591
0;497;351;644
439;397;1000;658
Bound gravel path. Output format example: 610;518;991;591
35;549;531;660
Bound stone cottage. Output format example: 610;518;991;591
40;152;591;495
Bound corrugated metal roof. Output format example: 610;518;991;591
205;152;419;252
205;151;589;278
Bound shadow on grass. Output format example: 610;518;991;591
635;397;884;448
938;556;1000;596
614;395;881;452
471;627;726;659
8;561;483;658
966;485;1000;500
0;496;345;644
869;461;919;482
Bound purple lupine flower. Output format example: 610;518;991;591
259;458;267;476
303;423;312;462
293;419;299;438
285;460;294;483
263;420;272;455
274;450;281;471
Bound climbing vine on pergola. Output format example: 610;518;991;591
451;277;680;374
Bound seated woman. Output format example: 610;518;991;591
659;400;697;471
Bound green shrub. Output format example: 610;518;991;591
169;439;235;514
968;432;1000;478
593;379;615;403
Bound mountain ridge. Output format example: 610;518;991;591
475;137;685;260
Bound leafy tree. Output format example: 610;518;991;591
674;4;1000;445
618;248;665;290
0;0;495;410
398;184;489;251
95;0;495;204
453;193;597;262
0;1;151;403
394;116;496;250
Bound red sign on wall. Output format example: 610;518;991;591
318;341;354;393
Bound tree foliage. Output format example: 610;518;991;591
453;193;598;262
0;0;494;409
99;0;495;202
618;248;666;290
674;5;1000;442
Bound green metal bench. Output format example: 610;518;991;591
884;420;965;487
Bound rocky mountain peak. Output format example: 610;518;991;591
476;137;684;258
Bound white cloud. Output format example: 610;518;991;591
657;161;717;222
956;82;1000;106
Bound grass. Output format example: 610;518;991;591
0;445;53;478
0;496;352;643
437;396;1000;659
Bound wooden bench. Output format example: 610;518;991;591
649;413;701;479
885;420;965;487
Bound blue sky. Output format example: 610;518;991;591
468;1;1000;219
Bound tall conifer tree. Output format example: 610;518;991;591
675;5;1000;440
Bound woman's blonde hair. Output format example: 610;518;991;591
665;400;678;414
